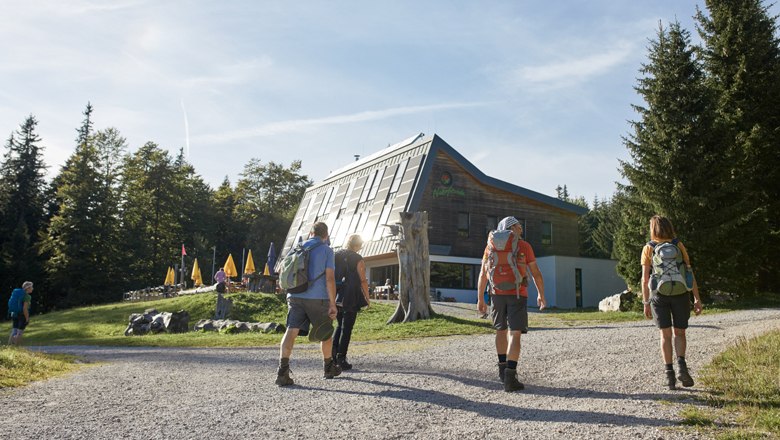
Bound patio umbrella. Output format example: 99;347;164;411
244;249;256;274
224;254;238;279
191;258;203;287
266;242;277;275
164;267;175;285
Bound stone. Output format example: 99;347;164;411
599;290;635;312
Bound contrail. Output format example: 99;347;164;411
180;99;190;159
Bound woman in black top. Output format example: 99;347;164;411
333;234;371;370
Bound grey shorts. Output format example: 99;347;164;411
650;294;691;329
490;295;528;333
286;297;334;342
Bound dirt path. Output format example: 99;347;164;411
2;308;779;439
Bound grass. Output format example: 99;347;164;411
0;292;494;347
0;346;83;388
681;330;780;439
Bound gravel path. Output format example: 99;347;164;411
2;308;779;439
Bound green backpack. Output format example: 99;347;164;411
648;239;694;296
278;241;324;294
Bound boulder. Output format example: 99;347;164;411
599;290;636;312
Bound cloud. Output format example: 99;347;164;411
512;42;635;90
193;102;492;144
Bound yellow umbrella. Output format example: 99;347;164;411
224;254;238;278
244;249;256;274
263;263;270;276
164;266;175;285
191;258;203;287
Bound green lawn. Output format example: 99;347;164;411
681;330;780;439
0;346;83;388
0;292;494;347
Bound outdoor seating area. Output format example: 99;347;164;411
372;285;398;300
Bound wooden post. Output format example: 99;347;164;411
387;211;433;323
215;293;233;320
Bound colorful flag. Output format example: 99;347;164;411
182;244;187;256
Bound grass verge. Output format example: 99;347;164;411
682;330;780;439
0;346;83;388
0;292;494;347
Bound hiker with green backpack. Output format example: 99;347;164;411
641;215;702;390
8;281;33;346
275;222;341;386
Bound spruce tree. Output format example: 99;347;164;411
620;21;731;294
696;0;780;294
43;109;127;305
0;116;49;313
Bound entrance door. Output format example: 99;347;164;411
575;268;583;308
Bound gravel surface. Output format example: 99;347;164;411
2;308;779;439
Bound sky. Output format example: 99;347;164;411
2;1;775;202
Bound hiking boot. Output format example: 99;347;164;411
275;366;294;386
337;355;353;371
503;368;524;392
324;359;342;379
677;367;694;387
497;362;507;382
665;370;677;390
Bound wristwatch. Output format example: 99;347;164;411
642;299;651;305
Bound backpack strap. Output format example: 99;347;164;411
647;240;657;248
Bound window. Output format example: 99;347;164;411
486;215;498;235
457;212;470;238
373;203;394;240
336;180;357;219
386;158;409;201
430;263;480;289
316;186;335;218
541;221;552;245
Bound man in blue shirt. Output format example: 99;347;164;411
276;222;341;386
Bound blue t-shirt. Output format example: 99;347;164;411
287;237;334;300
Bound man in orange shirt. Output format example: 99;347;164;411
477;216;547;392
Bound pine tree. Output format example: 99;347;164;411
696;0;780;294
0;116;49;313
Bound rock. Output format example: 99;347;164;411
599;290;636;312
167;310;190;333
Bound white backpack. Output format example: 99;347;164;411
648;239;693;296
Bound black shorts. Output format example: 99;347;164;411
650;294;691;329
490;295;528;333
12;315;28;330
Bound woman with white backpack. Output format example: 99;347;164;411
641;215;703;390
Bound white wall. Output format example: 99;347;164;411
364;255;626;309
528;256;627;308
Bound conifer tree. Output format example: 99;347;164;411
696;0;780;293
43;107;127;305
0;116;49;313
620;21;731;293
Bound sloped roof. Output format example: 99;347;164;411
278;133;587;262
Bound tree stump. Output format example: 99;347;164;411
387;211;434;323
215;293;233;320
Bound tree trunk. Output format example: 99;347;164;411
387;211;433;324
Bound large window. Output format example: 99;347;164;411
430;262;479;289
541;221;552;245
486;215;498;235
457;212;470;238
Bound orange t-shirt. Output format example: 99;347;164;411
482;239;536;297
641;240;691;266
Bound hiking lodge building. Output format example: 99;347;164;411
278;134;626;308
